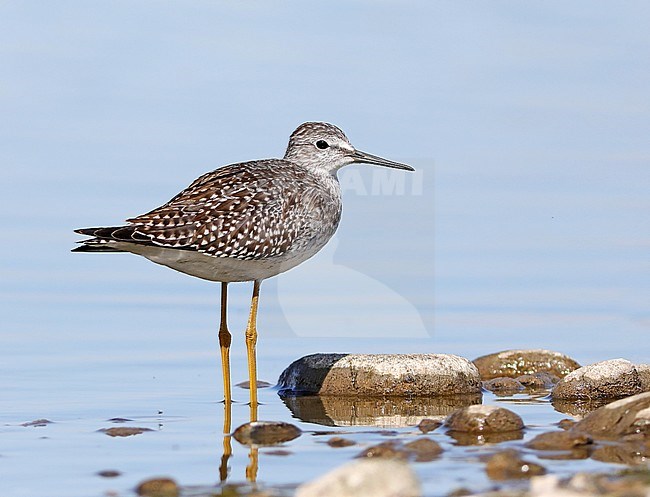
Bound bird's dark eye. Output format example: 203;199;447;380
315;140;329;150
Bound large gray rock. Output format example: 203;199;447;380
473;349;580;380
295;459;421;497
278;353;481;396
551;359;643;400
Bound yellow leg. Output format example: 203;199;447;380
245;280;261;418
218;282;232;404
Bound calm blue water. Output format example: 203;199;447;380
1;2;649;496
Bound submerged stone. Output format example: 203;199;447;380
278;353;481;396
473;349;580;380
402;438;444;462
525;430;593;451
100;427;153;437
445;405;524;434
233;421;301;446
484;449;546;480
97;470;121;478
357;441;408;460
557;418;577;430
417;418;443;434
516;372;560;389
483;377;525;394
295;459;421;497
356;438;443;462
135;477;179;497
327;436;356;448
552;359;643;400
20;419;52;427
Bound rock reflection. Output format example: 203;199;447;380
446;430;524;446
281;394;482;427
551;398;611;417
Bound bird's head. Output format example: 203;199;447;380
284;122;414;175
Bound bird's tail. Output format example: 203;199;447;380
72;226;139;253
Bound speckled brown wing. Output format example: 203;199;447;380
125;160;317;261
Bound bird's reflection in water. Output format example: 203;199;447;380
218;393;483;484
219;400;259;484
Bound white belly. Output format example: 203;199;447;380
112;241;326;282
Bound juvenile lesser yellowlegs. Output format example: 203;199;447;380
74;122;414;410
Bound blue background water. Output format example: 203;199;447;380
1;2;648;496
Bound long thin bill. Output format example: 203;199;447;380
352;150;415;171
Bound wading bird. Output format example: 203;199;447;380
74;122;414;412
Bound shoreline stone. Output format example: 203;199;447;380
445;405;524;434
571;392;650;439
551;359;643;401
473;349;580;380
278;353;482;397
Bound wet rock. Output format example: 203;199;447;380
278;353;481;396
100;427;153;437
97;470;121;478
417;418;442;434
403;438;443;462
552;359;643;400
445;405;524;433
327;436;356;448
526;430;593;450
473;349;580;380
233;421;301;446
357;438;442;462
21;419;52;427
235;379;273;389
483;377;525;394
135;477;179;497
357;441;407;460
107;417;132;423
97;469;122;478
484;449;546;480
557;419;576;430
295;459;421;497
281;393;481;427
517;372;560;389
572;392;650;439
